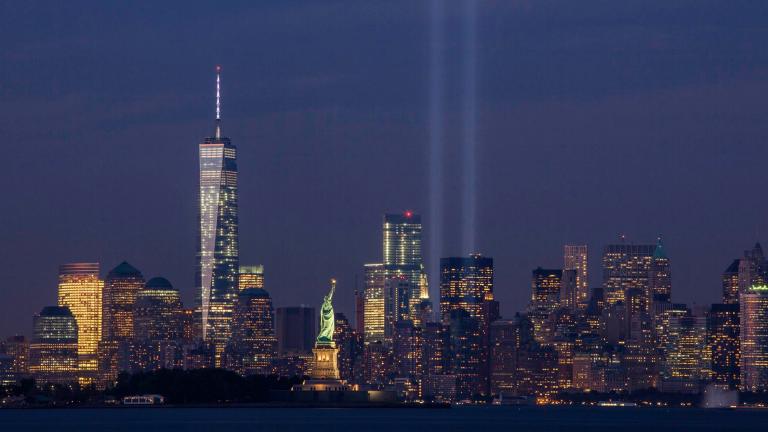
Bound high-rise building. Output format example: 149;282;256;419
275;306;315;355
439;254;494;325
448;309;484;399
384;276;411;341
660;311;710;393
132;277;184;372
383;212;426;320
601;242;655;310
238;265;264;291
740;284;768;392
392;320;423;380
29;306;78;385
722;259;741;305
709;303;740;390
196;65;239;365
225;287;277;375
57;262;103;383
563;245;588;308
354;288;365;334
648;237;672;307
333;313;363;383
102;261;144;342
363;263;386;344
0;336;29;384
528;268;562;340
738;243;766;295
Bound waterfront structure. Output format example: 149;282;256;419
563;245;588;308
57;262;102;383
238;265;264;291
28;306;78;385
225;287;277;375
740;284;768;391
196;65;240;365
276;306;315;355
709;303;740;389
601;242;655;310
363;263;386;344
722;259;741;305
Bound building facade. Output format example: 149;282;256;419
563;245;588;308
740;285;768;392
225;287;277;375
29;306;78;385
57;262;102;383
196;66;239;365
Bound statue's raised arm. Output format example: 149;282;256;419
316;278;337;345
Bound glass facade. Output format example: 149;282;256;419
29;306;78;385
196;68;239;366
225;288;276;375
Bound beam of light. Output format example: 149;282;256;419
462;0;477;255
427;0;445;305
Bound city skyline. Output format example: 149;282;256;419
3;1;768;341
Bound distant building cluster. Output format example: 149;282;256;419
3;69;768;402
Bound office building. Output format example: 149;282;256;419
57;262;103;383
563;245;588;308
709;303;740;389
722;259;741;305
196;65;240;365
225;287;277;375
29;306;78;385
238;265;264;291
601;242;655;310
363;263;386;344
740;285;768;391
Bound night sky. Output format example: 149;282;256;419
2;1;768;336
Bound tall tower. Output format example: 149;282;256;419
57;262;102;384
740;284;768;392
196;65;240;365
563;245;588;308
382;212;426;321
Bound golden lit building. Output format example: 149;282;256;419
238;265;264;291
722;259;740;305
363;263;386;344
57;262;103;384
225;287;277;375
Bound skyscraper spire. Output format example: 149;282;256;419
215;64;222;139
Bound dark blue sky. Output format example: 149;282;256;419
2;1;768;336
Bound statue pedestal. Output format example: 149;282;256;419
311;343;340;380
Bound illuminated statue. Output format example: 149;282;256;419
316;279;336;344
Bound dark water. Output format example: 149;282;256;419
1;406;767;432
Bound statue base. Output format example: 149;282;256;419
310;343;340;380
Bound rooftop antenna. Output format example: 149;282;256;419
215;65;222;139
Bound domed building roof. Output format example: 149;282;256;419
145;277;175;290
39;306;73;317
107;261;143;277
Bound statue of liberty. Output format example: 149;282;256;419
316;278;336;345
